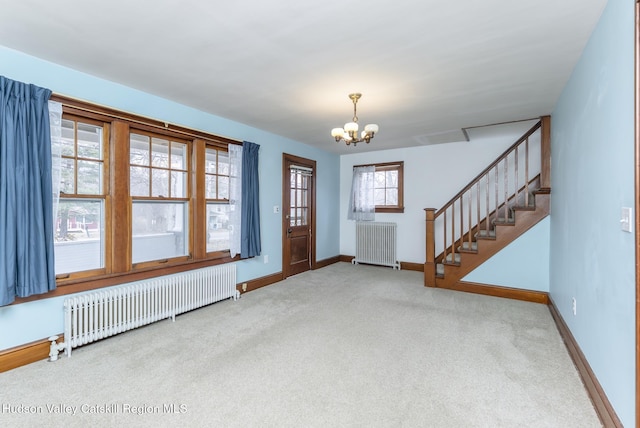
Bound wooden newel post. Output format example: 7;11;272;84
540;115;551;192
424;208;436;288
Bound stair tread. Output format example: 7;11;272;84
512;205;536;211
475;230;496;239
458;241;478;254
458;249;477;254
493;218;515;225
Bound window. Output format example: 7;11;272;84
205;146;231;253
353;161;404;213
41;95;240;297
54;116;107;278
130;131;190;266
374;162;403;212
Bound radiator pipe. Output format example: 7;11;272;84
48;336;66;362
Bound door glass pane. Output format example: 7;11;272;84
54;199;104;274
132;202;188;263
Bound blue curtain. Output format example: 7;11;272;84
240;141;261;259
0;76;55;306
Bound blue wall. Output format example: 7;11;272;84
463;217;550;292
0;45;340;351
550;0;635;425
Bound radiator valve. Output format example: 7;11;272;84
48;335;66;362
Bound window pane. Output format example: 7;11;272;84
205;149;217;174
171;171;187;198
60;158;75;194
218;151;229;175
61;119;75;156
290;189;296;209
130;134;150;166
386;170;398;187
206;175;217;199
374;171;386;188
374;189;386;205
152;169;169;197
54;199;104;274
206;203;230;252
77;160;102;195
77;123;102;159
218;176;229;199
290;208;296;227
132;202;188;263
296;208;303;226
130;166;149;197
386;189;398;205
151;138;169;168
171;142;187;170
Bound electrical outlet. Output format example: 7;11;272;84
572;298;577;316
264;255;269;264
242;283;247;292
273;205;280;214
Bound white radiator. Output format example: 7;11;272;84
63;264;238;357
352;221;400;270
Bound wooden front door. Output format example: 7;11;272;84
282;154;316;278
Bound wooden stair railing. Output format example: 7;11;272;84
424;116;551;287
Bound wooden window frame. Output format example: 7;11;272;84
55;114;111;281
11;95;242;304
204;144;232;258
129;129;193;270
355;161;404;213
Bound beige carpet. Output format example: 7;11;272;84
0;262;600;427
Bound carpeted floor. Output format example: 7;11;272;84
0;262;601;427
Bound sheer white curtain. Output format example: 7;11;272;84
49;100;63;236
348;165;375;221
228;144;243;257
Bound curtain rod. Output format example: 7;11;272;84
51;93;243;144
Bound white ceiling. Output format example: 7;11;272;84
0;0;607;154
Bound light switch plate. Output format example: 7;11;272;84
621;207;632;233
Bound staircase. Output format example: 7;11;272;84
424;117;551;289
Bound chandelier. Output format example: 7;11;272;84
331;93;379;146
